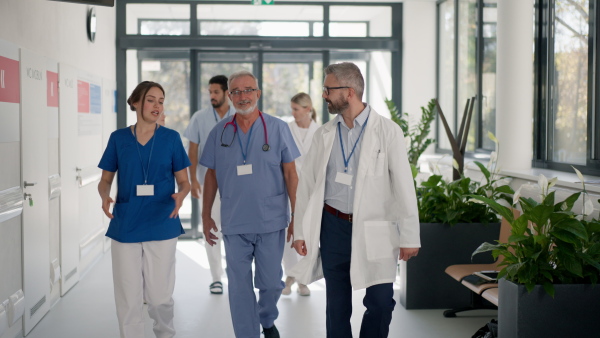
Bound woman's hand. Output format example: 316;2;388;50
169;191;186;218
101;196;114;219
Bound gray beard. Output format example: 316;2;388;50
236;102;257;115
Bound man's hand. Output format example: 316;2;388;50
203;217;219;246
101;196;114;219
286;218;294;247
191;180;202;199
293;240;307;256
399;247;419;261
169;191;186;218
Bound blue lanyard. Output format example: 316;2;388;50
235;119;254;164
134;123;157;184
338;116;369;173
213;108;232;123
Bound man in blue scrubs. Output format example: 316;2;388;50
183;75;236;295
200;70;300;338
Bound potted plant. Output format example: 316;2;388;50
470;170;600;336
386;98;436;176
399;145;514;309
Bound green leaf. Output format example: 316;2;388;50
558;253;583;277
473;161;491;183
468;195;514;222
551;230;580;244
494;185;514;194
472;242;502;257
554;218;588;241
542;282;555;298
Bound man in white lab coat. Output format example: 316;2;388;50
291;62;421;338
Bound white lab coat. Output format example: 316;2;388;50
290;108;420;290
288;120;320;172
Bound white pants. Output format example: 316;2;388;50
204;191;224;282
282;240;300;276
111;238;177;338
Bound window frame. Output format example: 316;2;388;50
435;0;498;155
532;0;599;175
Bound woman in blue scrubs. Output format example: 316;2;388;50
98;81;191;338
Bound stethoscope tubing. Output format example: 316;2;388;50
220;111;270;151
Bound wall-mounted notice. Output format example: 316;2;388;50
0;39;20;143
77;73;102;136
47;61;59;139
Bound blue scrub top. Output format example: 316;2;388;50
200;113;300;235
98;126;191;243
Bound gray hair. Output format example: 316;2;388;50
324;62;364;100
228;70;259;90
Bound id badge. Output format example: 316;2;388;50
137;184;154;196
237;164;253;176
335;172;353;186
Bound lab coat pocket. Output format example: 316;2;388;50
367;151;386;177
364;221;397;261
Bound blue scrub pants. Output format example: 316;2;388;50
223;230;285;338
320;210;396;338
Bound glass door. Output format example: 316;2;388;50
262;52;323;124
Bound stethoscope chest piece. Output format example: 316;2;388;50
262;144;270;152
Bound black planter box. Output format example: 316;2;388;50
399;222;500;309
498;278;600;337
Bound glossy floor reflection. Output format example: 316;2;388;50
24;240;497;338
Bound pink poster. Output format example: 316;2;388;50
0;55;20;103
47;71;58;108
77;80;90;113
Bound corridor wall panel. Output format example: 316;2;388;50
0;38;23;338
58;63;80;295
20;47;50;335
47;60;61;308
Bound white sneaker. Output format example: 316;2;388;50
297;283;310;296
282;276;295;296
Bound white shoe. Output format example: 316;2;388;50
297;283;310;296
282;276;295;296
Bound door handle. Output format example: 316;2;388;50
24;181;37;187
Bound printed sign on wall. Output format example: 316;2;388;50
77;74;102;136
0;39;20;142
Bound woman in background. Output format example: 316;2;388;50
98;81;190;338
283;92;320;296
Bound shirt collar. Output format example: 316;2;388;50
337;103;370;130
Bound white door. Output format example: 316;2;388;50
58;63;80;295
20;48;50;334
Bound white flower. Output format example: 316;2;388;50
548;177;558;189
469;198;486;204
572;166;585;190
583;196;594;216
538;174;548;196
513;185;522;206
488;131;498;144
452;158;459;171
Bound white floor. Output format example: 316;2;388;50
23;240;497;338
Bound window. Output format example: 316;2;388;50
534;0;595;173
436;0;497;153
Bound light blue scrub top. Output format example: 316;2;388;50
200;113;300;235
98;126;191;243
183;105;236;183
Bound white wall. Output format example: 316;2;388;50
402;1;437;155
0;1;115;337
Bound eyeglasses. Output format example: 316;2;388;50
229;88;259;96
322;86;350;96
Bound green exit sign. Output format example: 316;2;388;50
252;0;274;4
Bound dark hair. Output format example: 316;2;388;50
127;81;165;112
209;75;229;92
291;92;317;122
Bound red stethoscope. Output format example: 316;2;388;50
220;112;270;152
